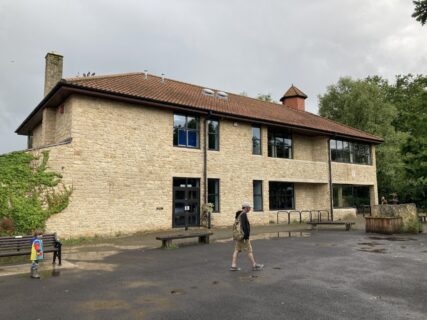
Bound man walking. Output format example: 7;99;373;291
230;202;264;271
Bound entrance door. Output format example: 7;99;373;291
173;178;200;228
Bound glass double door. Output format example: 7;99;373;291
173;178;200;228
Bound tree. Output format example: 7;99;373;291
318;77;407;203
388;75;427;207
256;93;277;103
412;0;427;25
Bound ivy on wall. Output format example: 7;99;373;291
0;151;72;235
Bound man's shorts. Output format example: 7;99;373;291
235;239;253;253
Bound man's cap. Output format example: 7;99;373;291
242;202;252;208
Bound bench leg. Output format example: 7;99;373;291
161;239;172;248
345;224;351;231
199;235;210;244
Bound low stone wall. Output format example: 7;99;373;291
371;203;419;232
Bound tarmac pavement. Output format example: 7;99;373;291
0;219;426;320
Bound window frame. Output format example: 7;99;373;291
207;119;220;151
253;180;263;212
330;138;371;165
207;178;220;213
332;184;371;208
268;181;295;210
268;128;293;159
173;114;200;149
252;126;262;155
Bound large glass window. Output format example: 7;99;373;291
253;180;263;211
208;120;219;150
208;179;220;212
269;182;294;210
268;129;292;159
333;184;370;208
173;114;200;148
330;139;371;165
252;127;261;155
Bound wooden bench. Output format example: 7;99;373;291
156;231;213;248
307;221;355;231
418;213;426;224
0;233;62;265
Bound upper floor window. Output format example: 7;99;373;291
330;139;371;165
252;127;261;155
208;120;219;150
173;114;200;148
268;129;292;158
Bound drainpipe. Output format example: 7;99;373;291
328;137;334;221
203;115;210;229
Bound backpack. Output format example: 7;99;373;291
232;212;245;241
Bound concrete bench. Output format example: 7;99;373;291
307;221;355;231
156;231;213;248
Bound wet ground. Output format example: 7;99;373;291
0;229;426;320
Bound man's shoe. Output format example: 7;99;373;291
252;264;264;271
229;266;241;271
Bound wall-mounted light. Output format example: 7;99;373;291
233;122;238;127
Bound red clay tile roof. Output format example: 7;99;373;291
280;85;308;101
63;73;382;142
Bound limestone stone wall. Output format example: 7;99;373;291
55;103;72;143
42;108;56;145
32;123;43;148
38;94;379;238
371;203;418;227
333;208;357;220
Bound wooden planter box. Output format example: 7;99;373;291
365;217;402;234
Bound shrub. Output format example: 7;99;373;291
0;217;15;235
0;151;72;235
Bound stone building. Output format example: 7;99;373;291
16;53;383;238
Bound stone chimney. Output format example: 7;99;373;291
44;52;63;96
279;85;307;111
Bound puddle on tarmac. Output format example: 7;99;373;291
215;232;310;243
126;280;158;289
368;236;417;242
239;275;259;282
80;299;130;311
358;242;382;247
170;289;186;295
358;248;387;254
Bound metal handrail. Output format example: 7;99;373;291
277;209;331;224
300;210;312;222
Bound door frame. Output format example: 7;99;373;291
172;177;201;228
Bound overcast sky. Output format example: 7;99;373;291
0;0;426;154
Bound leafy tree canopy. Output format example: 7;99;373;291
319;75;426;207
412;0;427;25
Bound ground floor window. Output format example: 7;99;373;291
253;180;263;211
333;184;370;208
269;182;294;210
208;179;220;212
